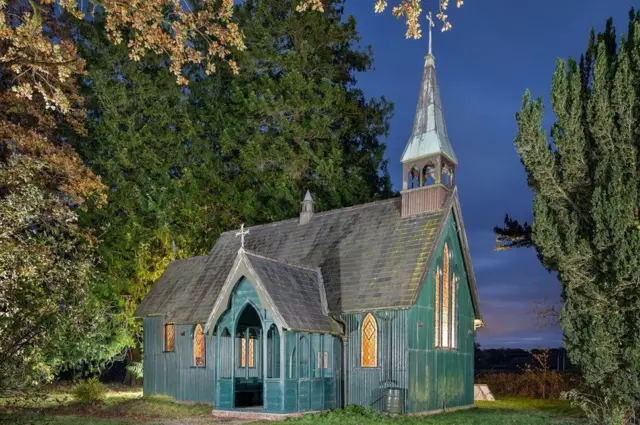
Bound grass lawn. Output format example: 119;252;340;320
0;384;584;425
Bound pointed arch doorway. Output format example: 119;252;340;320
233;302;264;408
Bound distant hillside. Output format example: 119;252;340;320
475;346;575;373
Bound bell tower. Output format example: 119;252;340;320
401;12;457;217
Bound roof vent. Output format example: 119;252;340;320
300;190;314;225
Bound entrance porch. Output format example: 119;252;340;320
211;277;342;414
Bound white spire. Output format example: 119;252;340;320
400;12;457;165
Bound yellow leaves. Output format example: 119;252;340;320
98;0;246;86
296;0;325;13
11;83;34;101
392;0;423;39
374;0;388;14
386;0;465;37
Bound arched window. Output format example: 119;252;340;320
248;328;257;368
361;313;378;368
451;273;458;349
220;328;232;378
164;323;175;352
434;266;440;347
442;165;453;187
441;244;450;348
194;324;205;366
422;164;436;186
408;166;420;189
267;325;280;379
299;336;310;378
435;243;457;349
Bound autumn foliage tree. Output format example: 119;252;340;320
1;0;467;389
501;12;640;424
0;0;242;390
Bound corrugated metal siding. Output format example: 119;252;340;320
340;310;409;411
142;317;215;404
407;214;475;412
282;329;342;413
215;278;271;409
208;277;341;414
175;324;216;403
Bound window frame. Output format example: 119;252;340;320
164;323;176;353
193;323;206;367
360;313;379;368
434;241;459;351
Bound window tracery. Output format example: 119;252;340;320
361;313;378;367
164;323;175;352
435;243;458;349
194;324;205;366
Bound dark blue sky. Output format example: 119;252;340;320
342;0;634;348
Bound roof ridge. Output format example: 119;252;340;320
220;197;400;235
243;249;319;273
168;255;209;265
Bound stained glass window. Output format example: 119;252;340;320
194;324;205;366
248;337;255;368
164;323;175;352
240;337;246;367
434;267;440;347
434;243;459;350
451;274;457;349
441;244;450;348
361;313;378;368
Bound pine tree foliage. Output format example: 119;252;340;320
512;12;640;423
74;0;394;356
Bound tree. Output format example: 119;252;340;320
503;11;640;424
1;0;460;390
72;0;394;366
206;0;395;222
0;0;242;390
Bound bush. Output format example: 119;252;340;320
72;377;106;403
126;361;143;380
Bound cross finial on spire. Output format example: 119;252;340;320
235;223;249;249
426;11;435;56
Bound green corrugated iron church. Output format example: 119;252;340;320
134;37;484;418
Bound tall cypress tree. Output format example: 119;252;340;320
507;12;640;423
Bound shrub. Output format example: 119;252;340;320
126;361;144;380
72;377;106;403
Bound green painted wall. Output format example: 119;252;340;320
143;317;216;404
282;329;342;413
407;213;475;412
214;277;342;413
214;277;272;410
142;212;476;414
340;310;409;411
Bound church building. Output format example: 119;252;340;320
135;36;483;417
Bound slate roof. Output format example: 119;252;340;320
135;192;481;325
135;256;209;319
243;251;342;334
401;55;457;164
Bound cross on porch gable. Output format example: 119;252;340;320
235;223;250;249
